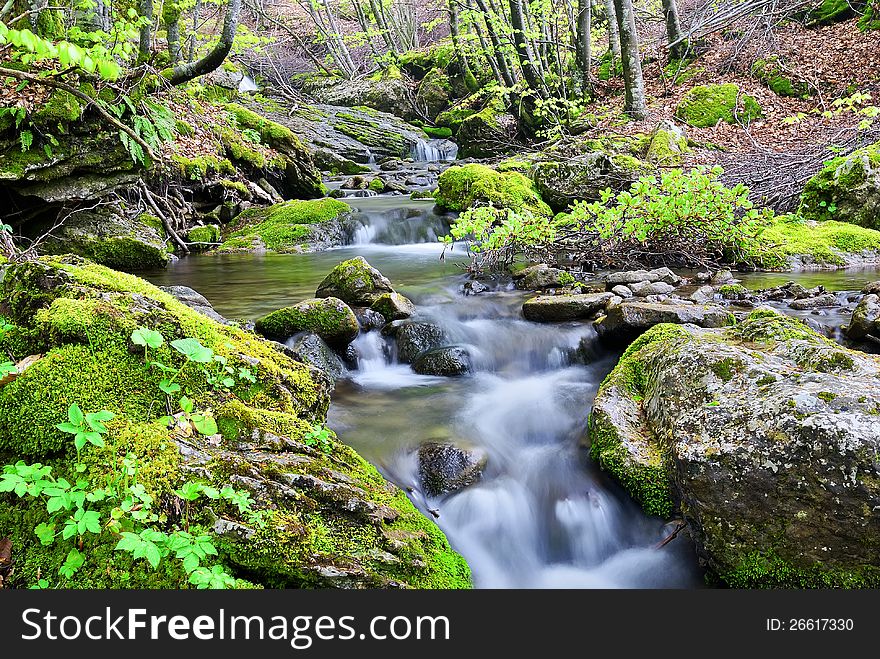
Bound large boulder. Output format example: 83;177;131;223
255;297;359;347
455;104;519;159
530;151;648;212
418;442;488;497
414;68;452;122
316;256;395;306
798;140;880;230
522;293;613;322
370;292;416;321
0;256;470;589
513;264;575;290
391;322;447;363
588;309;880;587
675;83;762;128
36;206;170;272
412;346;472;376
434;163;551;215
595;301;734;343
844;293;880;340
305;74;414;119
218;199;355;253
285;331;347;383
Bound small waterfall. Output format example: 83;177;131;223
410;138;458;162
343;189;379;198
238;74;259;93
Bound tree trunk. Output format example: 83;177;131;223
612;0;646;119
509;0;545;96
471;11;505;86
164;4;182;65
166;0;241;85
473;0;517;87
661;0;686;60
606;0;620;64
138;0;154;62
369;0;399;55
188;0;201;61
353;0;384;62
449;0;480;92
576;0;592;97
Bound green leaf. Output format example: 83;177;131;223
179;396;193;414
131;327;164;349
34;523;56;546
191;414;218;436
171;338;214;363
67;403;84;428
159;379;181;395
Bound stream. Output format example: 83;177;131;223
144;195;880;589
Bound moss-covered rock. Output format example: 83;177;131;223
798;141;880;230
435;163;551;215
0;256;470;589
35;207;170;272
455;103;519;159
414;68;452;122
644;120;689;166
370;292;416;321
751;57;811;98
255;298;360;347
315;256;395;306
755;215;880;269
807;0;865;25
675;83;762;128
436;102;477;133
217;198;354;253
588;311;880;587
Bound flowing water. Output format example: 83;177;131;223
144;196;880;589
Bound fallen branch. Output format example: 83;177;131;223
654;520;687;549
139;181;190;254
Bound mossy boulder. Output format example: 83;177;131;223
807;0;865;24
315;256;395;306
675;83;762;128
306;76;414;119
0;256;470;589
186;224;221;247
798;141;880;230
217;198;354;253
751;57;811;98
595;301;735;343
644;120;689;166
455;104;519;159
755;216;880;269
35;207;170;272
589;310;880;587
436;102;477;133
414;68;452;122
370;292;416;321
435;163;551;215
255;298;360;347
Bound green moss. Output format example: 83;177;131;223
720;549;880;588
817;391;837;402
435;163;552;215
170;154;236;181
254;298;359;345
31;90;83;126
368;177;386;193
398;42;456;77
755;215;880;268
718;284;749;297
601;324;691;398
807;0;858;24
218;198;349;253
645;128;689;165
798;141;880;228
752;57;811;98
710;357;741;382
663;59;701;85
186;225;221;244
675;83;762;128
435;104;477;132
423;126;453;139
225;103;301;151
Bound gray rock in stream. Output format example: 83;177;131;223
285;332;347;384
353;307;387;331
788;293;838;310
606;267;682;287
418;442;488;496
412;346;472;376
161;286;229;324
589;308;880;587
522;293;613;322
595;301;735;343
845;293;880;340
391;322;447;363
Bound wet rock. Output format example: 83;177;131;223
690;285;716;304
513;264;573;290
606;267;682;287
286;332;347;383
461;280;488;296
370;292;416;321
161;286;228;324
316;256;395;306
709;269;735;284
862;281;880;295
589;309;880;587
844;294;880;340
595;301;734;343
412;346;472;376
694;271;711;283
255;297;360;347
611;285;633;299
628;281;676;297
353;308;386;331
522;293;614;322
394;322;447;363
788;293;838;310
418;442;488;496
578;280;608;294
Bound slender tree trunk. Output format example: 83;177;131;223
369;0;399;55
323;1;358;74
353;0;384;62
576;0;592;97
472;12;505;86
449;0;480;91
661;0;686;60
188;0;201;61
164;4;182;65
612;0;646;119
606;0;620;64
139;0;154;62
509;0;546;96
167;0;241;85
473;0;517;87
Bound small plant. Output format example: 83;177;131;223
303;423;334;454
55;403;115;457
0;319;15;378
